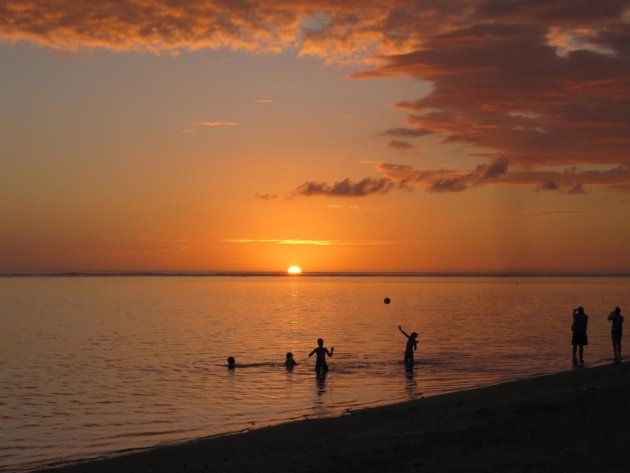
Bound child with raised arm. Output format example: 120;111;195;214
398;325;418;367
309;338;334;375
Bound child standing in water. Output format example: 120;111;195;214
308;338;334;375
398;325;418;367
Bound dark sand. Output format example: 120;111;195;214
39;363;630;473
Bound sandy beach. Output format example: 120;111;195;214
36;362;630;473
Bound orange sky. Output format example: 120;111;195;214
1;1;629;273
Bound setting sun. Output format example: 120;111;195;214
287;266;302;275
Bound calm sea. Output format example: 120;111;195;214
1;275;628;471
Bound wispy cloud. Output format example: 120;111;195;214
388;139;415;150
383;127;433;138
377;159;630;194
291;177;395;198
284;157;509;197
281;159;630;198
255;193;278;200
181;120;239;133
191;121;239;127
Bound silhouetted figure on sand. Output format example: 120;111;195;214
571;307;589;365
398;325;418;367
227;356;236;369
309;338;334;375
608;306;624;364
285;352;297;368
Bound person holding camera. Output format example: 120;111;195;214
607;307;624;364
571;306;589;365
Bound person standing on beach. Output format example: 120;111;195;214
398;325;419;367
607;307;624;364
309;338;334;375
571;307;589;365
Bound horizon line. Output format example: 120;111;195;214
1;271;630;278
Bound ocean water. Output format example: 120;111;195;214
1;275;628;471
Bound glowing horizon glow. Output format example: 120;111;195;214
287;266;302;275
0;2;629;273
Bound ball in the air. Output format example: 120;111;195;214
384;297;391;304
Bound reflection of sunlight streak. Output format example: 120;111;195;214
326;204;369;210
223;239;410;246
224;238;332;245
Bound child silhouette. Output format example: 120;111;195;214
398;325;418;367
308;338;334;375
285;352;298;368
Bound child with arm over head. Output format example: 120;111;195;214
398;325;418;367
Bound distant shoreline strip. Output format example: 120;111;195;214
1;272;629;278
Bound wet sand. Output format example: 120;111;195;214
38;362;630;473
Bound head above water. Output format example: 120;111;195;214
227;356;235;367
317;338;324;347
614;306;621;314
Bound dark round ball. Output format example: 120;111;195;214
384;297;391;305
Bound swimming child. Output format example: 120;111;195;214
398;325;418;367
227;356;236;369
607;306;624;364
285;352;298;368
308;338;334;375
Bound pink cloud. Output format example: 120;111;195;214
2;1;628;195
353;15;630;173
0;1;471;58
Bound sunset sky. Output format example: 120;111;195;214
1;0;629;273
